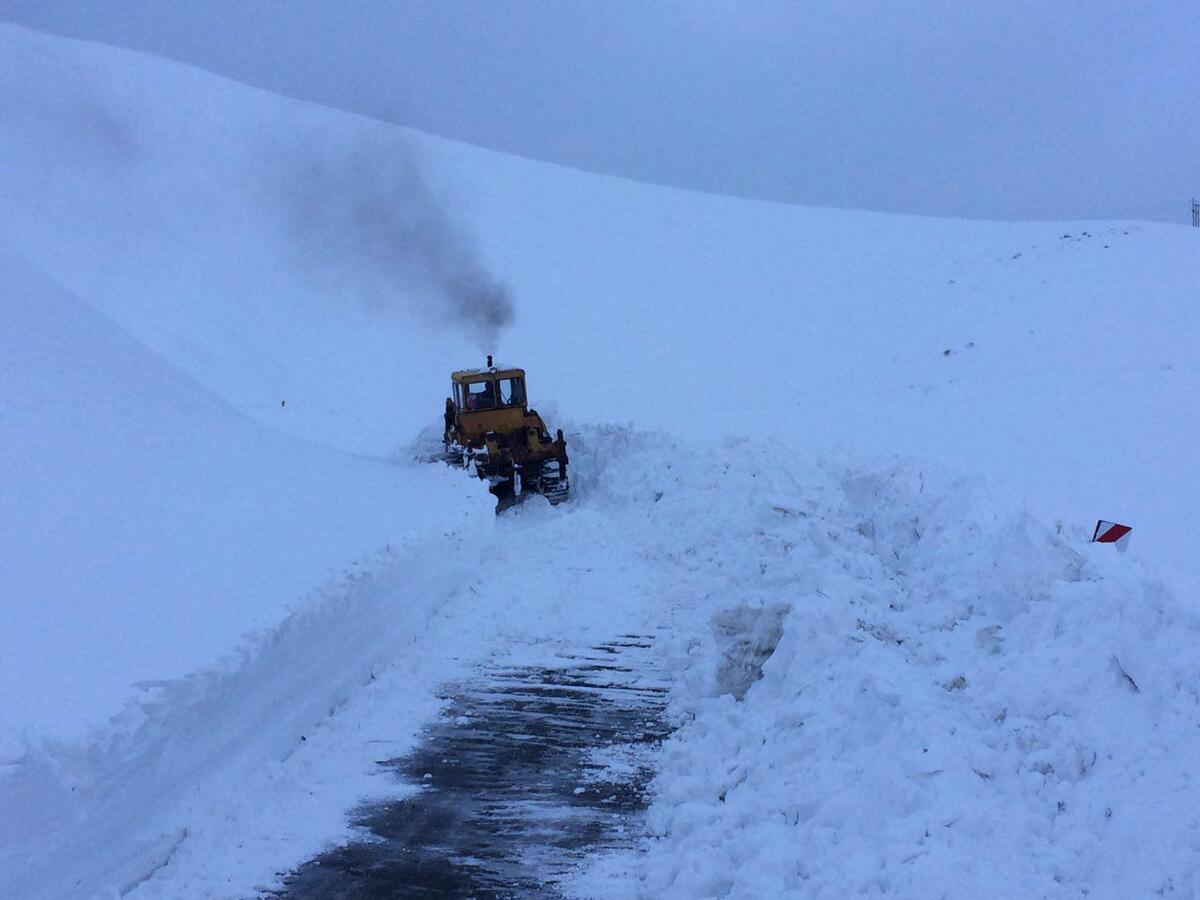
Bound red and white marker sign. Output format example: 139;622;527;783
1092;520;1132;549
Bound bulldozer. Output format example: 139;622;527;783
441;356;569;505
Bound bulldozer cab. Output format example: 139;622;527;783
441;357;570;506
454;370;526;412
449;365;529;447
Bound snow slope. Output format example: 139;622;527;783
0;239;485;755
1;19;1198;900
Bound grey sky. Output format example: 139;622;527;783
2;0;1196;222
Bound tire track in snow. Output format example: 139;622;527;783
272;635;669;898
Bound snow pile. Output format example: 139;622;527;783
620;460;1200;898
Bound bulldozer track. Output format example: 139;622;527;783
273;635;669;899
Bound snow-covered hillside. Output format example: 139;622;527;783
1;20;1197;900
1;22;1196;593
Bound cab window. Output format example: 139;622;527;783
465;380;496;410
497;377;525;407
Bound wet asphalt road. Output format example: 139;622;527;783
271;636;669;899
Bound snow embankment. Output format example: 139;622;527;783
0;240;487;759
0;526;496;900
590;449;1200;899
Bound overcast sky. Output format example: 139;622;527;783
2;0;1196;222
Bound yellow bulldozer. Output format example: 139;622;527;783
442;356;569;505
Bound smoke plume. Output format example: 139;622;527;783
272;133;514;347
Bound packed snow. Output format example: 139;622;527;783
1;20;1197;900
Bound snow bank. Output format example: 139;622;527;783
0;240;487;757
604;452;1200;899
0;530;486;899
